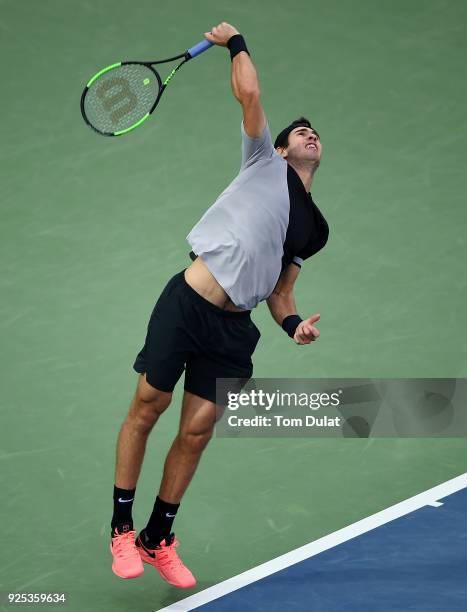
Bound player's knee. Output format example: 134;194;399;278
129;397;171;433
137;392;171;419
129;380;173;431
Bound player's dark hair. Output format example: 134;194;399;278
274;117;319;149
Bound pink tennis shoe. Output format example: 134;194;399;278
136;530;196;588
110;525;144;579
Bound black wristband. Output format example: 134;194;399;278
227;34;250;61
282;314;303;339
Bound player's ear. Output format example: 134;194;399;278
276;146;288;159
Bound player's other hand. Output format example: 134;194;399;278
293;314;321;345
204;22;240;46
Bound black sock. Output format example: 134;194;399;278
145;496;180;544
111;485;136;532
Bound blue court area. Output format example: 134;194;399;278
196;488;467;612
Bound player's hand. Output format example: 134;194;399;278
204;22;240;47
293;314;321;345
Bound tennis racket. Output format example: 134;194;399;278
80;39;214;137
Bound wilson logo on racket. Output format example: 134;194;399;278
96;77;138;125
80;39;214;137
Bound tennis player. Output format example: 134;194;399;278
110;22;329;588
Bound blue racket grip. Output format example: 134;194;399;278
186;39;214;59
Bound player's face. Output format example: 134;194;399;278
283;127;321;163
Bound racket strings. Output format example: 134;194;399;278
83;64;160;135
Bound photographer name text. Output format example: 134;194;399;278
227;415;341;428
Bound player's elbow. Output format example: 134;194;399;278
237;87;261;106
268;288;293;303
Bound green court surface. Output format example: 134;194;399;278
1;1;466;610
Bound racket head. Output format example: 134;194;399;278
80;62;162;136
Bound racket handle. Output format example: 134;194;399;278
186;39;214;59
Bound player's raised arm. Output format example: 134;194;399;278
204;22;266;137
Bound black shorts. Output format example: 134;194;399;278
133;269;261;403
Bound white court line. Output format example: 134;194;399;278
427;501;444;507
156;472;467;612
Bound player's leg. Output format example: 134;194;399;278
159;389;217;502
112;373;172;526
136;390;217;588
110;375;173;579
146;390;217;538
115;373;172;490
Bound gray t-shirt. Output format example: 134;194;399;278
187;122;328;309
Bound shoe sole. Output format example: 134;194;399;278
140;557;196;588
